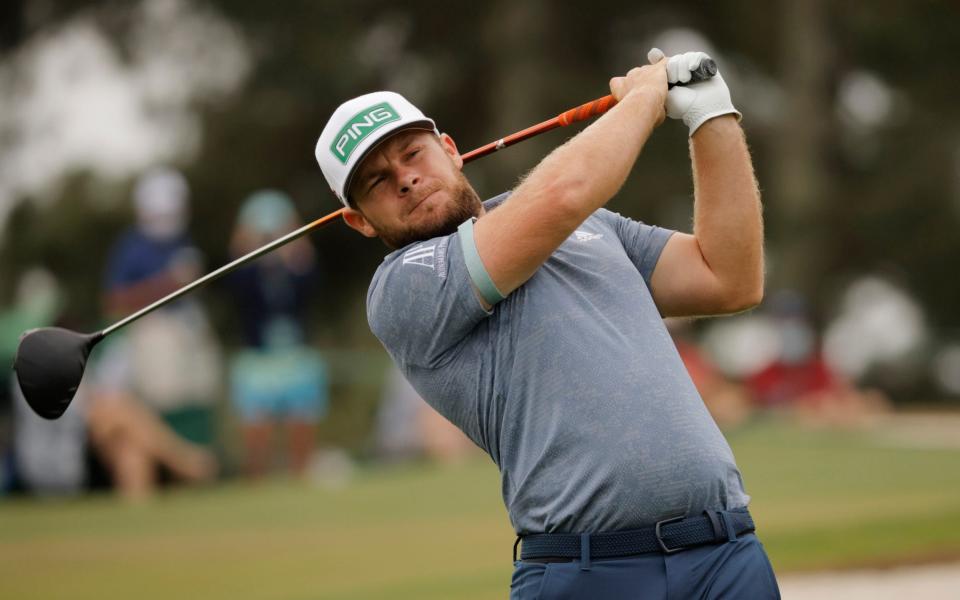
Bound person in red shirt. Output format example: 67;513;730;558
745;291;889;425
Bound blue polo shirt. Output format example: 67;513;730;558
367;193;750;535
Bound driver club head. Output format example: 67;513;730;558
13;327;103;420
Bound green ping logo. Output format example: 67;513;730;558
330;102;401;164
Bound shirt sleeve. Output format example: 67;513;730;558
595;208;676;287
366;230;492;369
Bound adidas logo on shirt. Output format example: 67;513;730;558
574;230;603;242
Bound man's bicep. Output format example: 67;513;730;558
649;232;730;317
469;184;587;303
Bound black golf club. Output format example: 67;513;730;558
12;207;344;420
13;59;719;419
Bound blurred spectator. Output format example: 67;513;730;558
227;190;327;478
1;268;87;496
374;365;422;462
0;269;62;417
374;364;477;463
16;370;215;503
744;290;889;426
1;267;215;501
91;167;221;496
84;389;217;502
666;318;753;429
11;380;88;496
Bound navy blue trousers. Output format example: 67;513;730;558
510;533;780;599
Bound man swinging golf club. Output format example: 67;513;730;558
316;49;777;598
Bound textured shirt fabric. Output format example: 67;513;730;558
367;193;750;535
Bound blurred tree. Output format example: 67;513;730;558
3;0;960;415
0;1;25;50
769;0;832;294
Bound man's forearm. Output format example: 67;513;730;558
474;89;665;296
690;116;764;304
516;90;663;224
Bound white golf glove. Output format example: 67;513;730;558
648;48;741;136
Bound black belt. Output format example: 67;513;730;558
515;508;755;562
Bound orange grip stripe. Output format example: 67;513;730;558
558;95;617;126
576;104;588;122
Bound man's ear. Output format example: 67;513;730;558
342;207;378;238
439;133;463;169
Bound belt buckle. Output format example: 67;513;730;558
654;515;686;554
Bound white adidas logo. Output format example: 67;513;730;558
574;230;603;242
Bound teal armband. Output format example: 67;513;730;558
458;218;505;306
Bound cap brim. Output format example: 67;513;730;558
342;119;437;207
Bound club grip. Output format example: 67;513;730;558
669;57;718;89
557;58;720;126
557;96;618;126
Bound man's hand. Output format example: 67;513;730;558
609;59;668;126
647;48;741;136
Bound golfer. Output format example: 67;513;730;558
316;49;777;599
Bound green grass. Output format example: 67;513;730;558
731;421;960;571
1;420;959;599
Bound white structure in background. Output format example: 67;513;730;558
647;28;719;62
0;0;250;229
701;315;781;378
837;70;899;131
933;344;960;396
836;70;906;165
823;276;928;380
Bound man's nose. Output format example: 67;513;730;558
397;169;420;195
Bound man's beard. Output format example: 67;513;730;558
370;172;483;250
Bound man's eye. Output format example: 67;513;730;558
369;176;384;191
407;149;420;159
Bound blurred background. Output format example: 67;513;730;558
1;0;959;598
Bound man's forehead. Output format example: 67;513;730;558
382;128;430;151
356;130;434;174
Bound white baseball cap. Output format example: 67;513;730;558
316;91;438;207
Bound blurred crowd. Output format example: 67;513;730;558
0;167;473;502
0;168;889;502
668;292;891;431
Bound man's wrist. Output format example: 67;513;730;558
621;88;665;124
691;113;741;139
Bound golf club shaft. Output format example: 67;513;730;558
98;109;583;338
101;209;345;336
459;95;617;163
99;68;712;338
461;57;716;162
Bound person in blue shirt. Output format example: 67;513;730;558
99;168;221;443
93;167;220;499
227;190;328;478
